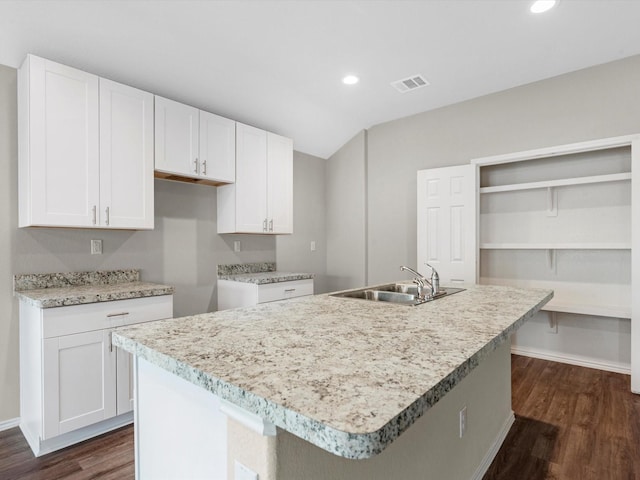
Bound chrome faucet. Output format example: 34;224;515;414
400;264;440;300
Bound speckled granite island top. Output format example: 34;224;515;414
113;284;552;459
14;269;174;308
217;262;314;284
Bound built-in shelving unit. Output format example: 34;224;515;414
472;134;640;391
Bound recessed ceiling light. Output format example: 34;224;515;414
342;75;359;85
530;0;557;13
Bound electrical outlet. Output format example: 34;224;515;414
310;240;316;252
234;241;241;252
90;239;102;255
459;406;467;438
234;461;258;480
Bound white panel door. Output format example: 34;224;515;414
235;123;268;233
28;55;99;227
154;95;199;178
99;78;154;229
42;330;116;439
199;111;236;183
267;132;293;234
417;164;477;284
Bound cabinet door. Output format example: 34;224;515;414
417;164;477;285
99;78;154;229
116;347;134;415
235;123;268;233
199;111;235;183
154;96;199;178
267;132;293;234
25;55;100;227
42;330;116;439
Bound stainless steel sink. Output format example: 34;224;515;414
330;283;465;306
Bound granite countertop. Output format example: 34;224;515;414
218;271;314;285
217;262;314;285
14;269;174;308
113;283;551;459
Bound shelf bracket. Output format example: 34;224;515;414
547;248;556;273
547;311;558;334
547;187;558;217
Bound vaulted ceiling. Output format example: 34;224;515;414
1;1;639;158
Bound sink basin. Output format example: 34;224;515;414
330;283;465;306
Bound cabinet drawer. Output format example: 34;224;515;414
257;279;313;304
43;295;173;339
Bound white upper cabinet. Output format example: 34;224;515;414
154;95;235;184
18;55;154;229
99;78;154;229
217;123;293;234
19;55;100;228
267;132;294;234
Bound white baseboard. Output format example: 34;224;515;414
0;417;20;432
470;411;515;480
511;346;631;375
21;412;133;457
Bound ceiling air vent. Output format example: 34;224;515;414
391;74;430;93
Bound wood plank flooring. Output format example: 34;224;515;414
0;355;638;479
0;425;134;480
484;355;640;480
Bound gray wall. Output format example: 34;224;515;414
0;62;327;423
325;131;367;291
276;151;328;294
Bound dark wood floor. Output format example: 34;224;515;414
484;355;640;480
0;424;134;480
1;355;639;479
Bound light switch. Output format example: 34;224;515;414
234;241;241;252
310;241;316;252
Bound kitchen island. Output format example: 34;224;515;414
113;284;552;480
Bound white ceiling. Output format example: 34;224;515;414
1;1;640;159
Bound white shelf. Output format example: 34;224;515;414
479;243;631;250
479;172;631;194
480;277;631;319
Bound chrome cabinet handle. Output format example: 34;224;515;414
194;158;199;174
107;312;130;318
92;205;97;225
105;207;110;226
269;219;273;232
284;288;296;293
263;219;267;232
202;159;207;175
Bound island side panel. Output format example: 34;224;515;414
273;341;513;480
134;357;228;479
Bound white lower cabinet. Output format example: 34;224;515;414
42;330;116;439
19;295;173;456
217;279;313;310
